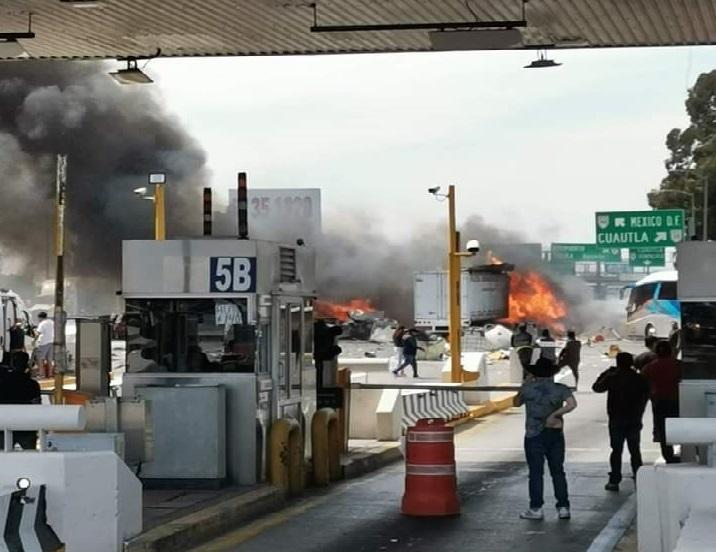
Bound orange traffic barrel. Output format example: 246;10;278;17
401;418;460;516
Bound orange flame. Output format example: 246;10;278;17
314;298;375;322
504;271;567;333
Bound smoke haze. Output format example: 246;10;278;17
0;61;207;308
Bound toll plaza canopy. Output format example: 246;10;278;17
2;0;716;60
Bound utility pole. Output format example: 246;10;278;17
151;174;166;240
53;154;68;405
704;177;710;241
447;185;462;383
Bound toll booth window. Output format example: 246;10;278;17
279;305;289;399
303;302;314;370
125;299;254;373
290;304;302;391
658;281;677;300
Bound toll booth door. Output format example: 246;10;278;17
274;298;305;419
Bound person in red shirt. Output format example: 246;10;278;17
642;340;680;463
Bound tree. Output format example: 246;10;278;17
648;70;716;239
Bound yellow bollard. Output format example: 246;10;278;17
268;417;304;495
311;408;341;486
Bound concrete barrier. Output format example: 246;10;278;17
0;451;141;552
637;464;716;552
376;390;403;441
349;387;383;439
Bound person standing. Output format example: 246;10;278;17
33;311;55;379
668;322;681;357
0;352;41;450
634;335;658;373
536;329;557;363
592;352;650;491
511;324;533;348
392;326;406;372
643;341;681;463
558;330;582;389
393;329;423;378
515;358;577;520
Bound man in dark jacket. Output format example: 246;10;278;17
558;330;582;389
393;329;424;378
0;352;41;450
592;352;649;491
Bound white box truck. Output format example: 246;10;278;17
413;265;511;334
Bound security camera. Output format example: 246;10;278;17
133;187;148;196
466;240;480;254
427;186;441;195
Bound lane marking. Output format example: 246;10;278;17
586;494;636;552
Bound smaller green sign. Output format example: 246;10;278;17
549;261;575;275
551;243;622;262
629;247;666;267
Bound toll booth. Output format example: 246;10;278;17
676;241;716;462
120;239;316;486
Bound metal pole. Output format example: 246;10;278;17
53;154;68;405
203;187;212;237
447;185;461;383
154;182;166;240
704;177;709;241
690;193;696;239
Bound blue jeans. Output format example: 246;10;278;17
396;354;418;377
524;428;569;509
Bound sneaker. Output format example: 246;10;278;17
557;507;571;520
604;482;619;492
519;508;544;520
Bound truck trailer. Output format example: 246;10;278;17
413;264;511;334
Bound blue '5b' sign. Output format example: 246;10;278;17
209;257;257;293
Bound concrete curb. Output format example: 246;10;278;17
342;444;403;479
586;494;637;552
124;486;285;552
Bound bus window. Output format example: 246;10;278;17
658;281;677;300
628;283;658;309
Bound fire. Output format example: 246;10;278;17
314;298;375;322
504;271;567;333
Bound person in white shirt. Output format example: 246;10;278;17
33;312;54;379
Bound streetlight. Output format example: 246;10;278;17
650;189;696;239
428;185;479;383
134;172;166;240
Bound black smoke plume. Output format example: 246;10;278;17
0;61;207;304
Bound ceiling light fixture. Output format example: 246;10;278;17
0;13;35;58
109;49;162;85
524;50;561;69
309;0;529;34
59;0;104;8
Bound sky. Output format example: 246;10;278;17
146;45;716;246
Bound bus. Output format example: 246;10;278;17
624;270;679;340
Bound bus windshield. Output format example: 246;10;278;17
628;283;658;311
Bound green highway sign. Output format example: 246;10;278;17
595;210;685;247
551;243;622;262
629;247;666;267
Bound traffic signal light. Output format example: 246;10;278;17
314;320;342;393
314;320;342;362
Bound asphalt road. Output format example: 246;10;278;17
194;340;658;552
